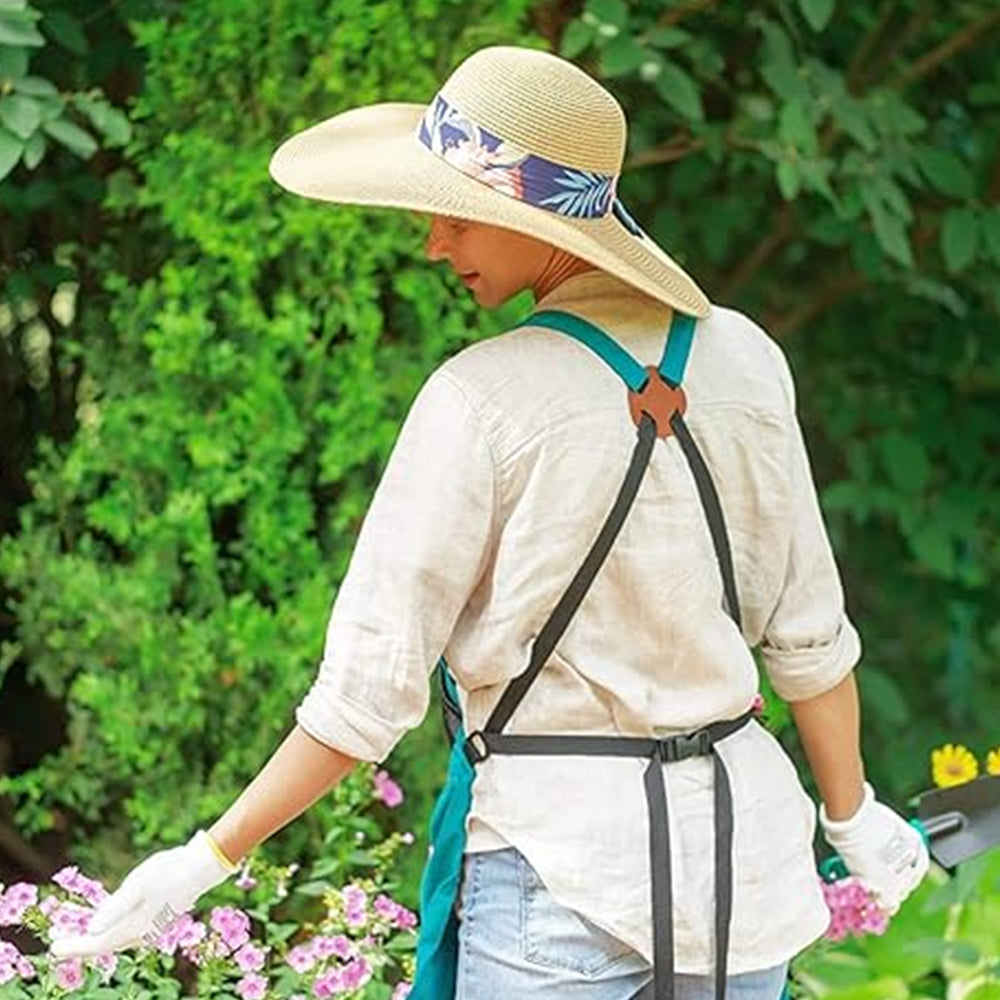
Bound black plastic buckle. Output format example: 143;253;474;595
463;730;490;766
658;728;712;763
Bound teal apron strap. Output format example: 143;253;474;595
520;308;696;389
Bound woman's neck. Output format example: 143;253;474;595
531;249;598;302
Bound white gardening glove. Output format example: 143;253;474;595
820;782;929;914
50;830;236;958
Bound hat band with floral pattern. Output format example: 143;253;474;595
417;93;618;221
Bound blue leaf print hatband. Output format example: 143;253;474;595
417;94;618;221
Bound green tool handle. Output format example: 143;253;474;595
818;818;931;884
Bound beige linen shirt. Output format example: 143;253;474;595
297;270;860;973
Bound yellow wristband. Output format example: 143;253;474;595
202;830;239;872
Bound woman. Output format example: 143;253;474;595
53;45;928;1000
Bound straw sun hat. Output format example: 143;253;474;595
269;45;710;318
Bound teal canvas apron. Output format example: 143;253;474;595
410;308;752;1000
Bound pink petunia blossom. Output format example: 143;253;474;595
340;955;372;990
51;866;109;906
821;876;889;940
209;905;251;952
156;912;207;958
0;882;38;926
234;942;268;972
312;934;353;960
341;885;368;928
312;967;343;998
285;941;319;973
373;769;404;808
373;894;418;931
54;958;85;991
236;972;268;1000
0;940;35;984
48;901;94;938
91;952;118;983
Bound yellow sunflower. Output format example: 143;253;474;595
931;743;979;788
986;747;1000;777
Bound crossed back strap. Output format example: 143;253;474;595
477;308;741;741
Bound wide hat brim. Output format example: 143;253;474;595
269;103;711;318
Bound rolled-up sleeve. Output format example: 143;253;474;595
296;368;496;761
759;350;862;702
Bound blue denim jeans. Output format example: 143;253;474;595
455;848;788;1000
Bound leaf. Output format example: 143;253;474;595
598;34;645;78
42;7;87;55
798;0;835;32
868;198;913;267
646;26;691;49
74;94;131;146
0;40;28;78
916;146;975;199
42;116;97;157
779;99;819;155
940;207;979;273
21;127;43;167
0;124;22;181
0;10;44;47
880;431;930;494
585;0;629;29
777;158;800;199
559;19;594;60
981;208;1000;264
0;92;40;139
759;20;802;101
909;521;955;577
14;74;58;96
652;60;704;122
965;984;1000;1000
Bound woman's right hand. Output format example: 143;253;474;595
50;830;236;958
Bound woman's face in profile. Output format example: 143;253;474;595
421;214;557;309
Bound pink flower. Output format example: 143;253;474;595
236;972;268;1000
156;912;207;957
51;867;108;906
0;882;38;925
392;984;412;1000
401;831;415;845
373;894;417;930
91;952;118;983
235;868;258;891
234;942;267;972
49;902;94;937
341;956;372;990
373;770;404;808
54;958;85;991
821;876;889;940
0;940;35;983
341;885;368;928
209;905;251;951
286;941;319;973
312;967;342;998
313;934;353;960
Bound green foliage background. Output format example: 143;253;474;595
1;0;999;995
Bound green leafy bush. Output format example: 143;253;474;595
0;0;537;879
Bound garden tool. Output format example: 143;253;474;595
820;773;1000;882
915;772;1000;869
